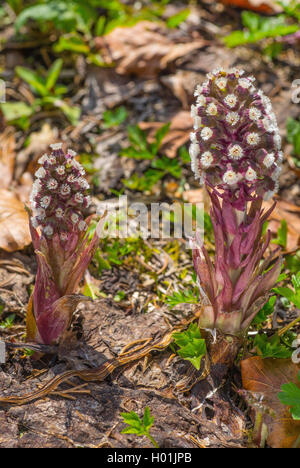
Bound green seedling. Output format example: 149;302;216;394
173;323;207;371
253;332;296;359
1;59;80;128
0;314;16;329
120;406;158;448
224;10;298;48
120;123;184;191
166;289;199;309
102;106;128;128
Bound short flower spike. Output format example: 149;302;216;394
27;144;105;345
190;68;282;208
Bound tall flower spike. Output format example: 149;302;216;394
27;143;106;346
190;69;283;336
190;68;282;209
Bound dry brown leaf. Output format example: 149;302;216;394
140;110;193;158
0;130;15;189
219;0;282;13
0;189;31;252
95;21;207;78
241;356;300;448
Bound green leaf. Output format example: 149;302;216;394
263;42;283;59
279;0;300;20
254;333;293;359
102;106;128;128
95;15;106;36
121;411;143;427
166;8;190;28
45;58;63;92
173;323;206;371
179;146;190;164
272;219;287;248
0;313;15;329
127;125;148;151
83;282;104;300
15;4;60;32
121;427;142;435
166;289;198;309
119;147;154;160
114;291;126;302
150;122;170;155
292;272;300;291
286;250;300;273
273;285;300;308
151;156;182;178
241;11;261;32
120;407;157;446
15;66;47;97
14;1;96;35
0;101;34;121
143;406;154;431
54;100;81;125
224;12;298;47
252;296;276;325
278;372;300;420
53;35;90;54
53;85;68;96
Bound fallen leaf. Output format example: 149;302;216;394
140;110;193;158
219;0;282;13
95;21;207;78
0;189;31;252
241;356;300;448
0;129;15;189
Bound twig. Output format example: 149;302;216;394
277;315;300;336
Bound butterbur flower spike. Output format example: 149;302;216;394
27;143;106;345
190;68;283;210
190;69;283;336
